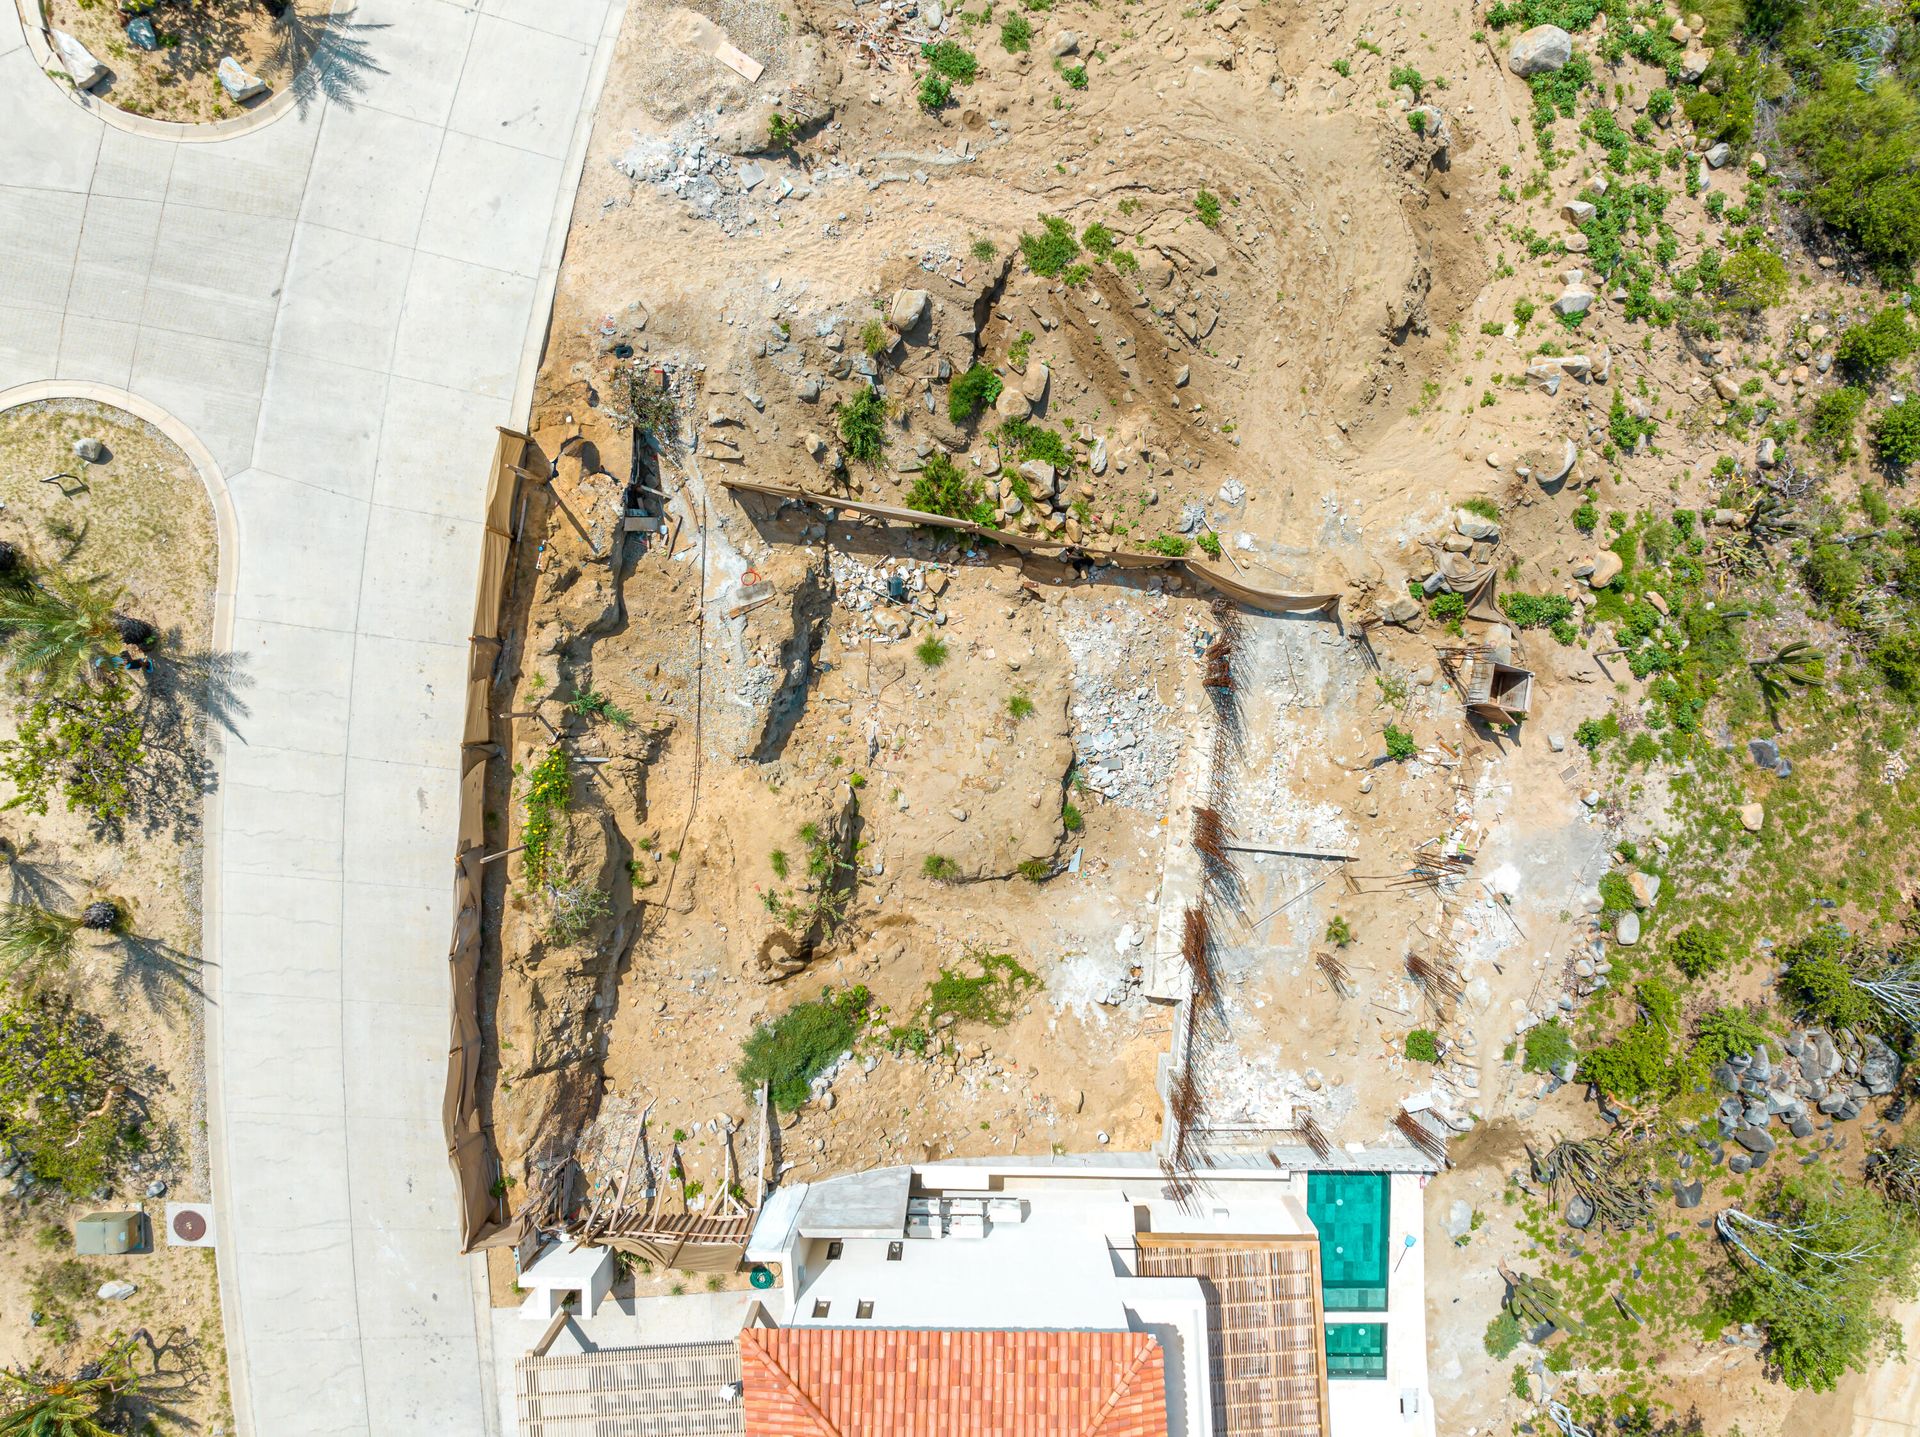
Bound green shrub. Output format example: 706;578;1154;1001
1781;927;1875;1028
861;318;889;356
915;634;949;667
1646;86;1674;119
1404;1028;1441;1064
1384;724;1417;760
1808;386;1868;457
1873;399;1920;468
1875;630;1920;699
906;451;993;524
1326;915;1354;947
1061;801;1083;832
837;388;889;462
1804;543;1863;609
1019;214;1080;276
927;951;1039;1026
1008;693;1036;719
1390;64;1425;98
768;112;801;151
922;853;961;881
1522;1020;1575;1074
1668;924;1733;979
1484;1311;1524;1359
1694;1005;1770;1067
1196;531;1223;558
737;986;872;1110
1195;190;1223;227
1575;713;1617;751
1000;12;1031;50
921;39;978;81
1716;247;1788;314
1779;70;1920;272
1462;496;1500;521
1500;592;1575;628
1572;498;1598;534
1598;871;1636;919
1082;222;1117;258
1145;534;1190;557
519;748;572;886
0;995;131;1197
1581;1020;1675;1102
1836;306;1918;384
1430;591;1467;625
1060;63;1088;90
917;71;953;111
948;364;1003;423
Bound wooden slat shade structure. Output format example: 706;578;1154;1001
1135;1234;1331;1437
516;1339;744;1437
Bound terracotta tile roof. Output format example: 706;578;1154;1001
739;1328;1169;1437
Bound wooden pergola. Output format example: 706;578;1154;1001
1135;1233;1331;1437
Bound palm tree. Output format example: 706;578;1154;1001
1752;640;1825;706
0;572;124;688
0;1333;142;1436
0;902;85;980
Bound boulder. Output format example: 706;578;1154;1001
1705;142;1732;169
1626;871;1661;909
1048;29;1081;57
1508;24;1573;76
1616;911;1641;946
1562;200;1597;225
1862;1035;1901;1096
128;16;159;50
1021;363;1051;406
52;30;107;90
72;437;107;464
1444;1199;1474;1240
1455;510;1500;541
1678;47;1711;83
1565;1195;1596;1230
1674;1179;1704;1209
1530;436;1578;485
218;55;270;102
994;384;1029;419
1713;373;1741;402
1587;550;1624;588
98;1280;137;1301
1554;286;1596;317
1381;595;1423;627
1739;803;1765;832
1018;459;1057;494
1736;1127;1776;1155
889;288;930;333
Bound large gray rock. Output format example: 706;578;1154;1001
1554;285;1596;317
52;30;107;90
1444;1199;1474;1240
1047;30;1081;57
1862;1036;1901;1096
1616;911;1641;946
889;288;930;333
1508;25;1573;76
1455;510;1500;541
218;55;270;102
72;437;107;464
1587;551;1624;588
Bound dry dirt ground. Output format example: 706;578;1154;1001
45;0;324;122
484;0;1913;1427
0;400;228;1431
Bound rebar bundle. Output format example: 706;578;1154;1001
1394;1108;1450;1166
1299;1112;1332;1160
1315;946;1352;996
1181;905;1215;1003
1406;951;1464;1012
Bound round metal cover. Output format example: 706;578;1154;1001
172;1208;207;1243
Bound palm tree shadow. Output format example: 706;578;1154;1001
272;11;392;115
114;932;210;1007
152;641;254;741
7;854;80;911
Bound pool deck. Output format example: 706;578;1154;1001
1324;1173;1436;1437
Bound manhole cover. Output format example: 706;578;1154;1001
171;1209;207;1243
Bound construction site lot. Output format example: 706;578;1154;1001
471;0;1920;1430
0;400;229;1431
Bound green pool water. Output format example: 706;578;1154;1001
1324;1321;1388;1379
1307;1172;1389;1313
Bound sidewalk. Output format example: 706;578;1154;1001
0;2;620;1431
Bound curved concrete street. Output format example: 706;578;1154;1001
0;3;618;1432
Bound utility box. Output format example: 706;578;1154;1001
75;1211;150;1256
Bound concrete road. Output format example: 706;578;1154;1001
0;2;619;1431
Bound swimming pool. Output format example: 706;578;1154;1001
1324;1321;1388;1379
1306;1172;1389;1313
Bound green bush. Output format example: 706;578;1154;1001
1060;63;1088;90
1581;1020;1675;1102
1781;927;1875;1029
1326;915;1354;946
917;72;953;111
1875;630;1920;699
1196;531;1223;558
1429;591;1467;625
838;390;889;463
1572;498;1599;534
1500;592;1575;628
1598;871;1636;920
0;995;131;1197
1522;1020;1575;1074
927;951;1039;1026
1384;724;1417;760
998;418;1074;470
1779;70;1920;273
737;987;872;1110
1000;12;1031;51
1484;1311;1524;1359
1873;399;1920;468
948;364;1003;423
1808;386;1868;457
1694;1005;1770;1067
915;634;949;668
1404;1028;1441;1064
1804;543;1863;609
1082;222;1117;259
921;39;978;81
906;451;993;524
922;853;961;881
1019;215;1079;276
1195;190;1223;227
1716;247;1788;314
1836;306;1918;384
1145;534;1191;557
1668;923;1733;979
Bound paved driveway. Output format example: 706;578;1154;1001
0;3;619;1431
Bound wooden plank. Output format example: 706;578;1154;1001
713;40;765;81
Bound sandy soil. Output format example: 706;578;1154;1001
0;400;228;1431
484;0;1920;1429
46;0;326;122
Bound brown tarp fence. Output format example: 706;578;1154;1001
720;476;1343;616
445;427;530;1253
